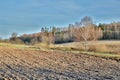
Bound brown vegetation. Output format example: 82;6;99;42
55;41;120;54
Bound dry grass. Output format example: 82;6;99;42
88;44;120;54
88;44;108;52
55;40;120;54
50;40;120;62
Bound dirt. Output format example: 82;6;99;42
0;46;120;80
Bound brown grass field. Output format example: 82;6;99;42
0;40;120;80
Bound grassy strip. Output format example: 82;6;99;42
50;47;120;60
0;43;120;61
0;43;38;50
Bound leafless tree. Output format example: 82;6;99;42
73;16;96;52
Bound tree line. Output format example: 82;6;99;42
0;16;120;45
98;22;120;39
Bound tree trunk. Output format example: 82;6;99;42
84;40;88;53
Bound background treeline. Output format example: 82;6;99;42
0;16;120;45
98;22;120;39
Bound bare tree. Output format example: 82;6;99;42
0;37;2;42
51;26;56;43
73;16;95;52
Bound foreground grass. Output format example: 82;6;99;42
50;46;120;61
0;43;40;50
50;41;120;61
0;42;120;61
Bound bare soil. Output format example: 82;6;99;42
0;46;120;80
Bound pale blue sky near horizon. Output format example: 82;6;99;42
0;0;120;38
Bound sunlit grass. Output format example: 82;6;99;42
0;41;120;60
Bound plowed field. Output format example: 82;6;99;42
0;46;120;80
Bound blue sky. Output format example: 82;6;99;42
0;0;120;38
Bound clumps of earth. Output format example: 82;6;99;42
0;46;120;80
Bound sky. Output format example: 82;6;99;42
0;0;120;38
